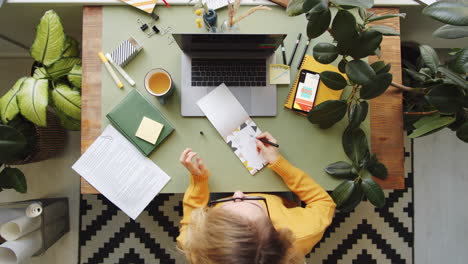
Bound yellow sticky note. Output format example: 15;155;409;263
269;64;291;85
135;116;164;145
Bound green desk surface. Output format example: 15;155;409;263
99;6;370;193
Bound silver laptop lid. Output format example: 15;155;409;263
172;33;286;56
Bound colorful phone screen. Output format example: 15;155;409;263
293;70;320;113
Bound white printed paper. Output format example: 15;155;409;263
72;125;171;220
197;84;267;175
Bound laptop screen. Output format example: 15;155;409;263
172;33;286;54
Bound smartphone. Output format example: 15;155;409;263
292;69;320;114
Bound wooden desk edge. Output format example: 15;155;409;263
369;7;405;190
80;6;405;194
81;6;101;194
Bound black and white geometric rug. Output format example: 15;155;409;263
80;137;413;264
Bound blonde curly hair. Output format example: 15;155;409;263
180;207;304;264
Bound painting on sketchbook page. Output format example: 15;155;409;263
225;118;267;175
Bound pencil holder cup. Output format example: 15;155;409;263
203;9;217;32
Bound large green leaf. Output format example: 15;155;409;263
342;127;369;166
456;121;468;143
0;167;27;193
33;67;49;79
68;64;82;88
51;83;81;120
362;177;385;208
360;72;393;99
367;13;406;23
408;114;455;138
324;161;357;179
46;57;81;81
438;66;468;89
331;180;355;207
370;61;391;74
338;59;347;73
330;0;373;9
332;10;358;42
368;25;400;36
419;45;440;73
337;180;364;212
306;8;331;39
425;84;465;114
62;35;80;57
313;43;338;64
422;1;468;26
0;125;27;163
320;71;347;90
303;0;327;13
365;154;388;179
345;59;376;85
453;48;468;74
403;68;428;83
54;107;80;131
433;25;468;39
30;10;65;66
17;78;49;127
286;0;306;16
0;77;27;124
307;100;347;129
348;101;368;129
350;30;383;59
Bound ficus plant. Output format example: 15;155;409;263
0;10;82;131
286;0;404;211
399;1;468;142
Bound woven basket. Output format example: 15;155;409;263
10;113;67;165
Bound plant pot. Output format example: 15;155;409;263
9;113;66;165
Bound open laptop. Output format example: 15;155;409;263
173;33;286;117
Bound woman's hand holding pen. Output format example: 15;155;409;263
180;148;210;178
256;132;280;165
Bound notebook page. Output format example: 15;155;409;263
197;84;267;175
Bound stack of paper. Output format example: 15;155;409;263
72;125;171;220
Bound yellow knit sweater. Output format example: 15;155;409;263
177;155;336;255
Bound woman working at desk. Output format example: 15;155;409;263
177;132;336;264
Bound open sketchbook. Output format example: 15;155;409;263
72;125;171;220
197;84;267;175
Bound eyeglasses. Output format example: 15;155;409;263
208;196;271;218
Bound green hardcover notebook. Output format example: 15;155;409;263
106;89;174;156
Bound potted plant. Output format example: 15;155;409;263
396;1;468;142
286;0;406;211
0;9;81;193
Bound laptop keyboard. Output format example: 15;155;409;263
191;59;267;87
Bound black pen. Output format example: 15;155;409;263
281;41;287;65
288;33;302;66
257;138;280;148
297;38;311;69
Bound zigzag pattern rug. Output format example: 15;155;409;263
80;137;413;264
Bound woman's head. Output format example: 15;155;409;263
182;194;304;264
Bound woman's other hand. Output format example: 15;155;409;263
256;132;280;165
179;148;210;178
